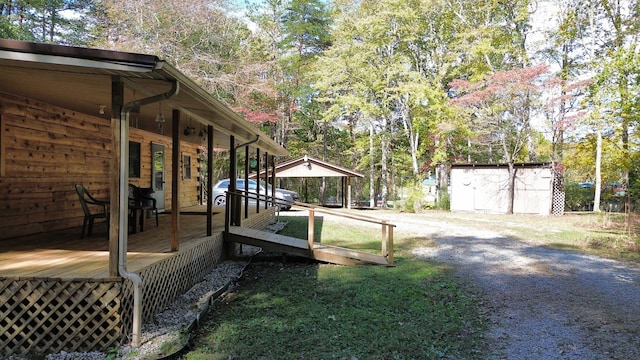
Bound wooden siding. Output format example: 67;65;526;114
0;94;112;239
0;93;205;241
1;111;5;177
127;128;202;209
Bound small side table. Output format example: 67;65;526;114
129;205;150;234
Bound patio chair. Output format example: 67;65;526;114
75;184;109;239
128;184;158;227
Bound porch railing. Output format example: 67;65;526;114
224;189;280;232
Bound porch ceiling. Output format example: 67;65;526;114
0;39;287;156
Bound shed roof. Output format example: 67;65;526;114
0;39;287;156
451;163;552;169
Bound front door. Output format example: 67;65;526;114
151;143;165;210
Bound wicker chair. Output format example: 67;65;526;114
74;184;109;239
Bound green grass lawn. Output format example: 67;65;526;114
184;215;488;360
279;214;388;252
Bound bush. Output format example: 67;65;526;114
435;191;450;211
564;184;594;211
398;184;427;213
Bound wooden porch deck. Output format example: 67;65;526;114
0;205;231;280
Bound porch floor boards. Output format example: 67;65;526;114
0;205;234;280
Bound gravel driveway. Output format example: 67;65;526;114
373;211;640;360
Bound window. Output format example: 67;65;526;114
183;154;191;180
129;141;141;178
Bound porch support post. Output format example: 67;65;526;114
264;152;269;210
255;148;260;213
347;177;352;209
108;78;124;277
381;221;387;257
308;208;315;247
115;78;177;348
170;109;180;251
244;146;249;219
206;125;213;236
230;135;239;226
270;154;276;207
341;177;346;208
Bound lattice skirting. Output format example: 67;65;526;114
121;233;225;342
240;208;276;230
1;215;279;356
2;233;225;357
0;279;123;356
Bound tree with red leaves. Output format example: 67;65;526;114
450;64;549;214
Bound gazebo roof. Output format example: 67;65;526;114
271;156;364;178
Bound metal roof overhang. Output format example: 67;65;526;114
0;39;287;156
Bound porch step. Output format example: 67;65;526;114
224;226;389;266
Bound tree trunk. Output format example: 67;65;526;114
380;131;389;209
526;127;536;162
436;164;448;206
593;131;602;212
399;97;419;176
321;122;327;203
349;114;361;205
507;162;516;214
369;123;375;208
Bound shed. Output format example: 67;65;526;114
450;163;560;215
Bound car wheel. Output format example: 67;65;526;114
214;195;226;206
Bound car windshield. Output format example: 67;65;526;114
247;180;259;191
259;180;273;189
217;179;266;192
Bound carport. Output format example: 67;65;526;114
253;155;364;208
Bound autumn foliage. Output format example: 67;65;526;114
449;64;549;107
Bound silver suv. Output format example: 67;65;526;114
211;178;298;210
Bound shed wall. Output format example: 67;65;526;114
450;165;553;215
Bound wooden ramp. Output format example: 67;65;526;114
225;226;390;266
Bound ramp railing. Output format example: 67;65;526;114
294;202;395;266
